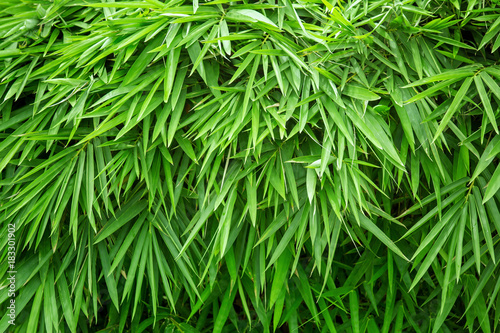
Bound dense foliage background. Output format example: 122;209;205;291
1;0;500;332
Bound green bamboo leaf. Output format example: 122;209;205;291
433;77;473;142
255;210;291;247
356;213;409;261
428;34;476;50
433;284;462;333
266;205;308;269
455;203;468;282
478;16;500;49
349;291;360;333
269;247;291;307
409;205;460;292
464;248;500;314
226;9;278;28
122;225;148;303
471;135;500;182
306;169;316;204
97;243;120;311
219;20;231;55
219;186;237;255
344;84;381;101
229;53;256;84
167;89;187;146
213;286;237;333
94;200;148;244
191;25;218;76
175;133;198;164
402;67;477;88
410;200;463;261
164;47;181;103
246;175;257;226
469;193;481;274
480;70;500;101
472;187;495;263
483;163;500;203
27;284;43;333
57;274;76;332
474;75;498;133
404;78;463;104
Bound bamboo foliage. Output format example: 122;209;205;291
1;0;500;331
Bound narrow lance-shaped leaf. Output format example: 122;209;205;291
433;77;473;142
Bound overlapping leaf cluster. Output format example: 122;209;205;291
1;0;500;331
